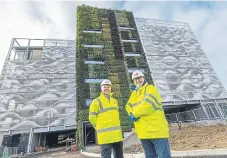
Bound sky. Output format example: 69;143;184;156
0;1;227;89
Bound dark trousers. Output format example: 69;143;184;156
100;141;124;158
140;138;171;158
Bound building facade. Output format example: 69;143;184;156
0;5;227;154
0;38;76;154
135;18;227;121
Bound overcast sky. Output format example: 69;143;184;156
0;1;227;89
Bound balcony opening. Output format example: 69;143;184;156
84;44;103;48
84;59;104;65
121;39;138;43
127;68;145;73
28;48;43;60
124;52;141;57
85;78;104;84
83;28;101;33
9;39;43;61
10;47;43;61
118;26;135;30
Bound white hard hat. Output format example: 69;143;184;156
101;79;112;86
132;70;144;80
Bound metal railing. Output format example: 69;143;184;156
166;104;227;123
0;147;18;157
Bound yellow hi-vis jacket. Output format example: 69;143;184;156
126;82;169;139
89;92;123;145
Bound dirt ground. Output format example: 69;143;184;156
125;124;227;153
170;124;227;151
29;124;227;157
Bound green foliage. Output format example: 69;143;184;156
102;32;112;41
121;126;133;132
111;83;121;93
126;56;137;67
76;5;150;150
104;41;114;49
89;84;101;98
144;69;154;84
81;33;102;44
77;5;100;31
76;109;89;149
123;42;133;52
131;30;137;39
109;65;126;73
135;43;142;52
126;12;135;27
79;109;89;121
136;56;147;68
84;48;104;60
121;31;130;39
76;120;82;149
115;12;129;27
88;65;108;78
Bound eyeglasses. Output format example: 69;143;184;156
133;76;143;82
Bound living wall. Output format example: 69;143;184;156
76;5;133;150
115;11;153;85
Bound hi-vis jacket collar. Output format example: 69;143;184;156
136;82;148;94
100;92;114;97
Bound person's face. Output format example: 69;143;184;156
133;76;145;87
101;85;111;94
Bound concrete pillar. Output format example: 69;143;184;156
0;132;4;146
27;128;33;153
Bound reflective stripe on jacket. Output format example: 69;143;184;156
125;83;169;139
89;92;123;145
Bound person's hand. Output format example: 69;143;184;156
129;112;139;122
130;84;136;91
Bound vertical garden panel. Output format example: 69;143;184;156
76;6;133;149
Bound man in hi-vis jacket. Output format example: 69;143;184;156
89;79;124;158
126;70;171;158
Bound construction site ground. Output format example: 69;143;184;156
124;123;227;153
170;123;227;151
25;150;227;158
25;122;227;158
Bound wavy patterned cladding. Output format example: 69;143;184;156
135;18;227;102
0;40;76;132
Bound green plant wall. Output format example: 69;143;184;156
76;5;102;150
76;5;133;150
115;9;153;85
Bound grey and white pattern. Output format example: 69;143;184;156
135;18;227;102
0;40;76;132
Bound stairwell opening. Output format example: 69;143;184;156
82;121;96;148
